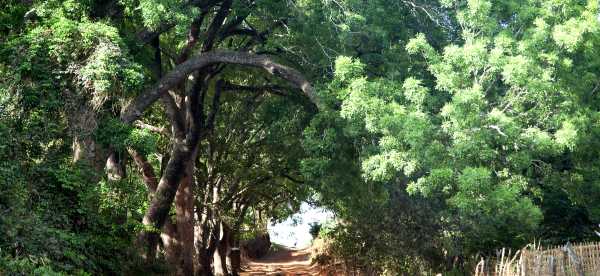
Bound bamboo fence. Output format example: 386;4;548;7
474;241;600;276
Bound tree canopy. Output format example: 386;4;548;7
1;0;599;275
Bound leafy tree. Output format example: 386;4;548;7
2;0;600;275
302;0;600;273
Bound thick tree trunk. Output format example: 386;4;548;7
213;221;230;276
174;158;196;275
194;222;211;276
213;246;227;276
204;225;220;276
195;179;215;276
72;136;97;166
228;247;241;276
137;141;191;260
198;247;214;276
161;217;180;270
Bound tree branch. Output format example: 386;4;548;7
205;79;223;132
221;82;290;96
120;50;318;124
128;148;159;194
202;0;233;52
135;121;170;136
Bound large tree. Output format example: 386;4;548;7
302;0;600;273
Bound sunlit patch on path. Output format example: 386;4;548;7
240;246;340;276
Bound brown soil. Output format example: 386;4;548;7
240;246;341;276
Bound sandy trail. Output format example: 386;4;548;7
240;246;329;276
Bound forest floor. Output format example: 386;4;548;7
240;246;335;276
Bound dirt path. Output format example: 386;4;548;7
240;246;330;276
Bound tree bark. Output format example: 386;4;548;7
137;141;191;260
106;150;126;181
213;221;231;276
229;204;248;276
174;155;196;275
128;148;158;193
195;176;215;276
70;101;106;175
161;218;180;271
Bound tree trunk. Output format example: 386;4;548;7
229;204;248;276
161;217;180;270
194;221;213;276
106;150;126;181
203;225;220;276
228;247;241;276
213;221;229;276
174;157;196;275
138;141;191;261
197;248;214;276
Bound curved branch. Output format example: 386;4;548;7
120;50;318;124
222;81;290;96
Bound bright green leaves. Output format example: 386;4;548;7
501;55;534;86
362;150;417;182
406;33;439;62
550;1;599;52
35;0;91;20
339;78;406;134
321;0;600;259
126;0;199;31
457;0;494;33
94;118;157;155
7;6;145;111
450;167;494;209
408;35;493;93
407;168;454;197
521;127;556;154
402;78;428;108
553;18;590;52
74;22;145;105
441;85;485;124
79;40;144;109
333;56;365;84
331;54;440;183
555;120;578;151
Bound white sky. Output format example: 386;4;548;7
267;202;334;248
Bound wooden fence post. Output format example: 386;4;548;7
534;254;542;275
548;255;556;276
521;250;528;276
564;242;585;276
521;250;529;276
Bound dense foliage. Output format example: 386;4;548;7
1;0;599;275
303;0;600;272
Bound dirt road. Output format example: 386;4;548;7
240;246;332;276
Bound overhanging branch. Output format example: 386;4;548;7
221;82;290;96
120;50;319;124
